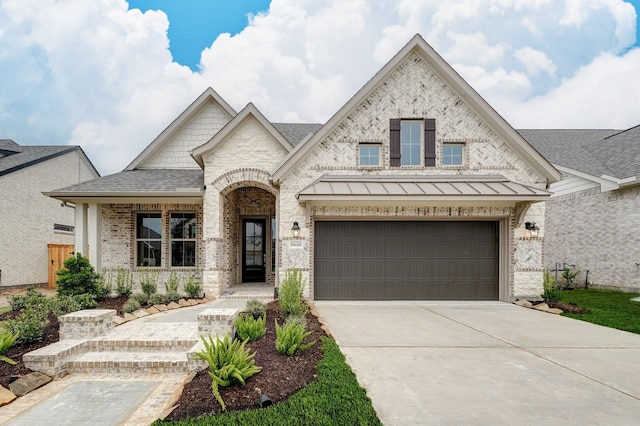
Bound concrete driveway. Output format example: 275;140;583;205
314;301;640;425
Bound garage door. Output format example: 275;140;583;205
314;221;498;300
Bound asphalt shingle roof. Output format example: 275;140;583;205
0;140;81;177
49;169;204;195
583;125;640;179
517;129;621;178
272;123;322;146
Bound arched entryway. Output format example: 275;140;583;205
222;185;277;287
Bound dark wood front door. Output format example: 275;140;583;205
242;218;266;282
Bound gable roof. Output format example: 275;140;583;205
191;103;295;168
584;125;640;179
125;87;236;171
0;140;99;178
272;123;322;146
271;34;561;184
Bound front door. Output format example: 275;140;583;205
242;218;266;282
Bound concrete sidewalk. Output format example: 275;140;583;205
315;301;640;426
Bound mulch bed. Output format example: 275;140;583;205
166;300;327;421
547;301;589;314
1;297;327;423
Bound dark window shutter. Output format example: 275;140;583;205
390;119;401;166
424;118;436;167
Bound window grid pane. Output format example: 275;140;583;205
170;212;197;267
401;121;421;166
359;144;380;166
443;144;464;166
136;213;162;267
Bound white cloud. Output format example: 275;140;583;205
0;0;638;174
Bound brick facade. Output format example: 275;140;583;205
544;186;640;292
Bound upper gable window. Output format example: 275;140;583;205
443;143;464;166
390;118;436;167
400;121;421;166
359;143;381;167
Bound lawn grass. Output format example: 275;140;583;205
0;306;10;315
560;289;640;334
154;336;381;426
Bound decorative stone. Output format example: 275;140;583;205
187;299;198;306
547;308;564;314
178;299;190;307
154;304;168;312
167;302;181;310
133;309;150;318
145;306;160;314
9;372;51;397
514;299;532;308
124;313;137;321
533;303;549;311
113;316;127;325
0;385;16;405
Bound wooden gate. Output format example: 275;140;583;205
48;244;74;288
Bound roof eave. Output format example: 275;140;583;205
297;194;550;203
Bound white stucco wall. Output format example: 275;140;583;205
0;150;98;287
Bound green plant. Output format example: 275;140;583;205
235;313;266;342
122;298;141;314
115;267;133;298
153;338;381;425
184;273;203;298
0;329;19;365
194;334;262;411
541;271;561;303
46;295;82;316
9;288;47;311
95;271;113;299
73;293;97;309
275;316;316;356
149;292;167;305
279;268;307;318
55;253;100;297
165;271;181;294
140;267;159;295
245;299;267;319
3;308;49;344
561;267;580;289
166;290;181;303
132;292;150;306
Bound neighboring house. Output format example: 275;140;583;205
46;35;560;301
0;140;99;288
520;127;640;292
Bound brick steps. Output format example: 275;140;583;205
85;338;198;352
67;351;194;374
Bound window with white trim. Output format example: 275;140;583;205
170;212;196;267
136;213;162;267
400;120;422;166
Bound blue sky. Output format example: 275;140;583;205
1;0;639;175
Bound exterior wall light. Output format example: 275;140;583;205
292;221;300;238
525;221;540;238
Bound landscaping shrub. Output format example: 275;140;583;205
73;293;97;309
149;292;167;305
140;268;159;295
245;299;266;319
165;272;181;294
115;267;133;298
0;329;19;365
561;267;580;289
183;273;203;298
3;308;49;344
195;334;262;411
95;272;113;299
235;313;266;342
166;290;181;303
47;295;82;316
279;268;307;318
132;292;150;306
55;253;100;297
275;316;316;356
9;288;48;311
541;271;561;303
122;298;141;314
